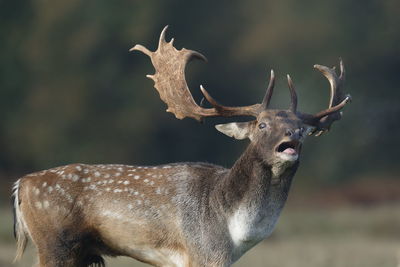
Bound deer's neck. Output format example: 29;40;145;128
216;144;298;210
214;144;298;260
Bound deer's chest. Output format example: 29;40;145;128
227;202;283;262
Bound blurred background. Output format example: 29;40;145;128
0;0;399;266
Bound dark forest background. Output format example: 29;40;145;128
1;0;399;196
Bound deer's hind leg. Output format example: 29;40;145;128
32;228;105;267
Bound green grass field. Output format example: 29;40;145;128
1;204;399;267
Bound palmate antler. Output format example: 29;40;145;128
130;26;276;121
131;26;351;135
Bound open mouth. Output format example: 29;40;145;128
276;140;300;157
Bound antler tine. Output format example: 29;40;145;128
339;57;345;80
312;95;351;119
129;44;152;56
286;74;298;113
314;58;346;108
158;25;168;49
261;70;275;109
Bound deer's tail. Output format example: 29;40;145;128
12;179;28;262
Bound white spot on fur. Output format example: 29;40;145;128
76;165;82;171
94;172;100;177
163;165;171;169
34;202;42;209
48;186;53;193
34;188;40;195
101;210;123;220
134;175;140;180
72;175;79;182
65;194;73;203
42;182;47;187
108;179;114;183
123;181;130;185
144;179;149;183
114;189;122;193
43;200;50;209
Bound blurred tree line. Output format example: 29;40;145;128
0;0;399;186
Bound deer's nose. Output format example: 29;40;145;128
285;129;302;139
285;129;294;136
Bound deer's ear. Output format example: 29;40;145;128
215;121;254;140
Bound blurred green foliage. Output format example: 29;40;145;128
0;0;399;185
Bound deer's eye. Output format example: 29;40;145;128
258;122;267;129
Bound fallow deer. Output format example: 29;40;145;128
12;26;351;267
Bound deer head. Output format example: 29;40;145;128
131;26;351;167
